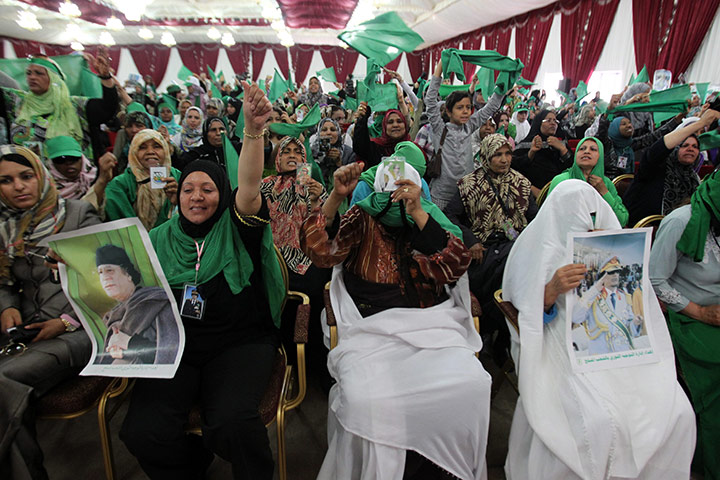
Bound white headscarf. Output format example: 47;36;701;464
502;180;694;479
510;111;531;142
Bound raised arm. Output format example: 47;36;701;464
235;81;273;215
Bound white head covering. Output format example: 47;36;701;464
510;111;531;142
502;180;694;479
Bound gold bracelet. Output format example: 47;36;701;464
243;128;266;139
60;317;73;332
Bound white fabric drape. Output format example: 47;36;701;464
317;267;491;480
502;180;695;480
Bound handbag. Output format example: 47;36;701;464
425;125;448;180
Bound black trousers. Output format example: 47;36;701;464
120;342;277;480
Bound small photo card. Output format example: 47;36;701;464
150;166;168;189
379;156;406;192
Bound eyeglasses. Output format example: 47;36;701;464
541;118;558;124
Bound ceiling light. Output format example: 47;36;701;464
71;41;84;51
106;16;124;30
221;32;235;47
66;23;81;38
280;39;294;47
207;26;221;40
99;31;116;45
161;31;176;47
17;11;42;30
271;20;284;31
110;0;149;22
59;1;81;17
138;27;153;40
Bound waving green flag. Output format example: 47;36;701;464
317;67;337;83
178;64;194;82
630;66;649;85
438;84;472;99
611;84;691;123
517;76;535;87
440;49;524;87
574;81;590;105
269;69;290;103
338;12;423;66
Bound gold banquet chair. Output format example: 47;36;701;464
633;214;665;243
612;173;634;198
186;246;310;480
324;281;482;359
37;376;132;480
535;181;552;207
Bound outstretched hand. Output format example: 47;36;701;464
331;162;364;199
241;81;273;135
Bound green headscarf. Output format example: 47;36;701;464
677;170;720;262
15;63;83;142
568;137;605;179
356;141;462;239
150;209;284;327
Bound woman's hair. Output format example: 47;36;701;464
0;153;33;168
445;90;471;113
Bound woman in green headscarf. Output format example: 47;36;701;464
649;170;720;479
1;54;118;158
548;136;629;226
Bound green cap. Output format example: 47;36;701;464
45;136;82;159
126;102;147;114
166;84;181;94
515;103;529;113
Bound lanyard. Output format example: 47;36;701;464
194;240;205;285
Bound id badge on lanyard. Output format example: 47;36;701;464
180;240;206;321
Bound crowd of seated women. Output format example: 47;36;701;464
1;50;719;480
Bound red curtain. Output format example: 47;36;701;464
561;0;619;84
483;26;512;56
405;51;430;83
272;46;290;78
514;14;553;81
632;0;720;75
225;44;250;77
9;38;46;58
128;45;171;86
251;47;266;81
382;55;402;83
177;44;220;76
290;45;315;85
319;47;359;83
462;35;483;81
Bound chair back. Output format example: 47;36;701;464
536;181;551;207
612;173;634;198
632;214;665;243
493;289;519;334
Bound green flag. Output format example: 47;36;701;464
612;84;690;123
223;133;239;189
269;69;291;103
517;76;535;87
0;55;102;98
270;104;322;138
357;81;399;112
475;67;495;100
695;82;710;103
234;103;245;138
207;65;218;83
218;71;226;83
556;89;571;106
441;49;524;86
630;66;649;85
178;64;194;81
364;60;382;88
338;12;423;66
317;67;337;83
699;129;720;152
438;84;471;99
344;95;358;111
574;81;590;105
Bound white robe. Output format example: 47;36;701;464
510;112;530;143
317;267;491;480
502;180;695;480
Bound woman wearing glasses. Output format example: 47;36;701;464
0;145;101;479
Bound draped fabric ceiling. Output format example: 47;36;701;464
1;0;719;86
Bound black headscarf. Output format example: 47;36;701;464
202;116;227;146
519;109;566;145
177;160;232;238
226;97;242;123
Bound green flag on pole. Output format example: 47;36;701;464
223;133;239;189
338;12;424;66
316;67;337;83
178;64;194;81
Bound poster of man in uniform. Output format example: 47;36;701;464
566;228;658;372
46;218;184;378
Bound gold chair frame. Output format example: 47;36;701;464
632;214;665;229
536;181;552;207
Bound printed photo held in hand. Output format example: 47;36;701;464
566;228;657;372
45;218;184;378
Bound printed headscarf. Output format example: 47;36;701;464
0;145;66;284
127;129;172;230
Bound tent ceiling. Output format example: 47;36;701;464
1;0;557;48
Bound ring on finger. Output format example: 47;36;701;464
403;187;409;193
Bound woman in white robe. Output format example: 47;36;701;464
502;179;695;480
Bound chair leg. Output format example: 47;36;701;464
276;406;287;480
97;379;118;480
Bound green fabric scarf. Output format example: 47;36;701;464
150;210;285;326
548;137;612;194
15;68;83;142
677;170;720;262
441;49;524;85
355;141;463;239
